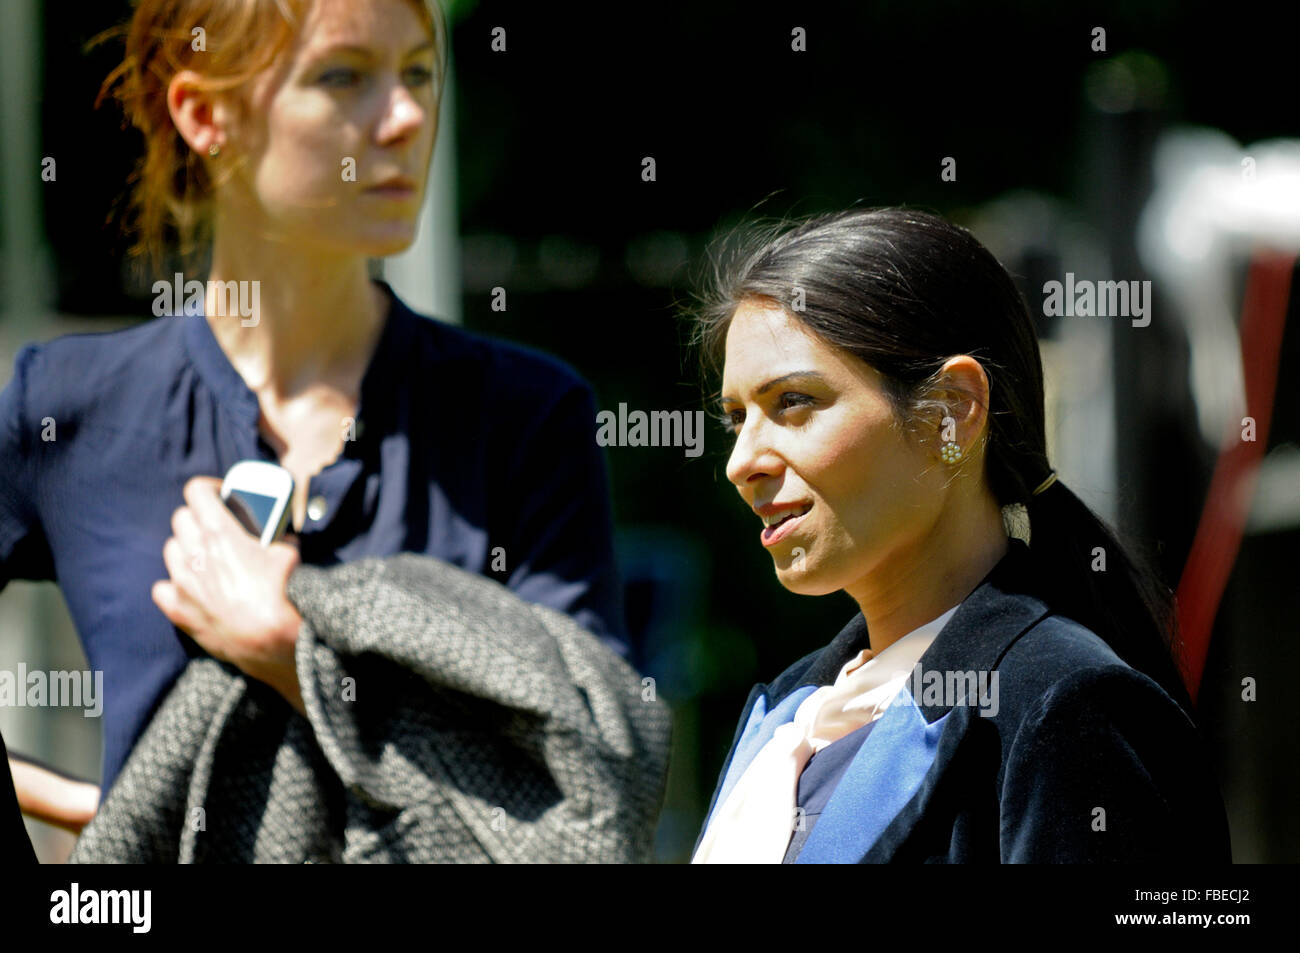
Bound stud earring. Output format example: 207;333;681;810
208;143;221;157
940;441;964;464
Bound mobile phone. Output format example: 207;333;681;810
220;461;295;547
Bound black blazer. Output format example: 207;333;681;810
696;539;1232;862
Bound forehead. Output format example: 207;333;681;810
720;298;880;399
297;0;430;48
722;300;828;380
245;0;432;106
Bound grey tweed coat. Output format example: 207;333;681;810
69;554;672;863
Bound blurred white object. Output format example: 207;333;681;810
1139;130;1300;445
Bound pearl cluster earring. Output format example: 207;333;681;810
940;441;964;464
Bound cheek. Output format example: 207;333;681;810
810;421;929;534
806;417;890;501
256;99;354;203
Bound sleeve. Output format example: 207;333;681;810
497;378;630;659
998;665;1231;863
0;344;56;590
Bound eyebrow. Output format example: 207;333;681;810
717;370;828;406
309;39;437;61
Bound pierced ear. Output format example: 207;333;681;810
940;414;958;443
167;70;238;160
937;379;985;430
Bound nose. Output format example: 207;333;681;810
725;414;783;491
375;79;430;145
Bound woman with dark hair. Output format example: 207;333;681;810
689;206;1230;863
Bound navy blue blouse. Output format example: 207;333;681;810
0;282;627;796
782;719;878;863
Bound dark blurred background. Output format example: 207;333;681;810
1;0;1296;862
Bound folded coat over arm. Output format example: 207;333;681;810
70;553;672;863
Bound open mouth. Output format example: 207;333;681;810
760;503;813;546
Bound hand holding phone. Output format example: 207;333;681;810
220;461;295;547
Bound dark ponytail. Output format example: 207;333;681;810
1023;481;1193;715
688;206;1195;718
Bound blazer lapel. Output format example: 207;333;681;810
912;539;1051;723
702;683;820;834
797;539;1053;863
794;688;951;863
698;539;1054;862
696;617;875;848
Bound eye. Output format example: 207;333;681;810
778;392;815;412
716;409;743;435
403;64;436;88
318;67;362;88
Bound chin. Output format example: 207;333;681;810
292;225;418;260
773;558;841;597
358;229;419;257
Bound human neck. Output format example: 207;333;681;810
203;230;388;402
845;490;1009;656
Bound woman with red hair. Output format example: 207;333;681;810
1;0;629;848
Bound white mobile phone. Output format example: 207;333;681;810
220;461;295;547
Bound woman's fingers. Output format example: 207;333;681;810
160;535;203;599
170;504;204;556
150;578;205;637
183;475;240;537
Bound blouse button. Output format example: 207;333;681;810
307;495;328;522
